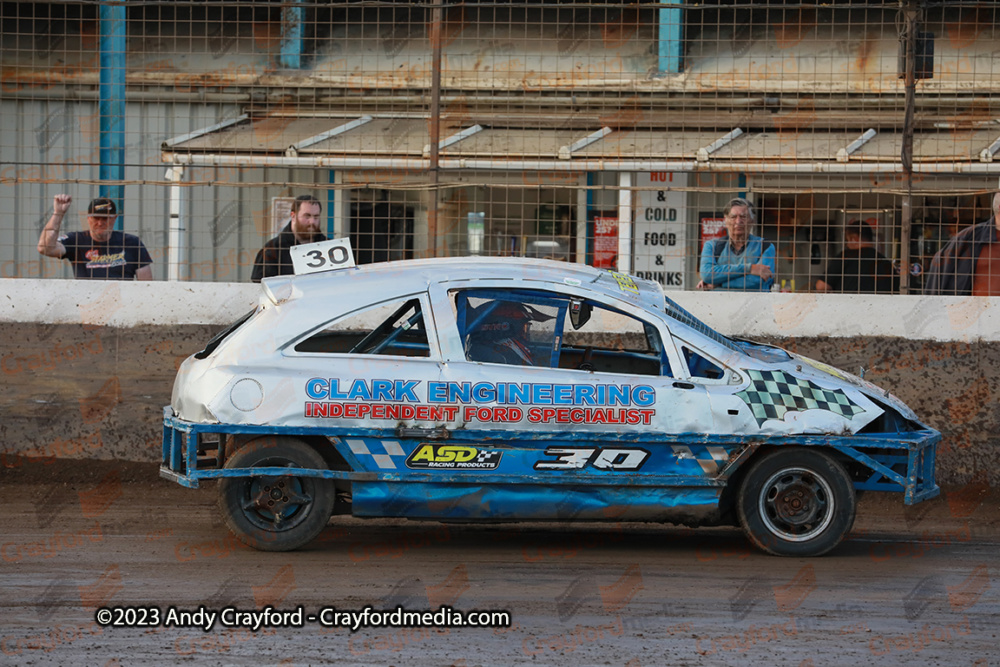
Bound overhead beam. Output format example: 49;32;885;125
697;128;743;162
559;127;613;159
424;124;484;157
163;114;249;148
980;135;1000;163
837;128;877;162
288;116;373;155
163;151;1000;175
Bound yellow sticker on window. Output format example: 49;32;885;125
610;272;639;294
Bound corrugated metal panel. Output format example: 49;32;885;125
857;129;1000;162
441;128;580;159
170;117;340;153
297;118;428;156
165;116;1000;167
576;130;730;160
711;132;860;162
4;14;1000;96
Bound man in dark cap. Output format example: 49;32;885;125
37;193;153;280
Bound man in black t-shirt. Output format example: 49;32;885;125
37;194;153;280
815;222;897;294
251;194;328;282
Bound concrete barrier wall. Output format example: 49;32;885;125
2;279;997;484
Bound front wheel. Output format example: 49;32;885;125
737;448;856;557
218;437;335;551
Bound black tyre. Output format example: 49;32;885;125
218;437;335;552
737;448;856;557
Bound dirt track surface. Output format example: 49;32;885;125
2;461;998;666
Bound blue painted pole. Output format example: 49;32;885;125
658;1;684;75
99;1;126;230
280;0;305;69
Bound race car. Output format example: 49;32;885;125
161;252;939;556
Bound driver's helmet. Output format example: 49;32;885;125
471;301;551;340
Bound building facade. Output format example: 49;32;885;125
2;1;998;291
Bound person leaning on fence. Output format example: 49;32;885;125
37;194;153;280
924;192;1000;296
697;197;775;291
250;194;328;282
815;221;897;294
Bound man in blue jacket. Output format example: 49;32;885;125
698;197;775;291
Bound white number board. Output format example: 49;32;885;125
633;172;688;290
291;238;357;275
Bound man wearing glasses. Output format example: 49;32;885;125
697;197;775;291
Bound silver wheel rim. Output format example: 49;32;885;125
758;466;834;543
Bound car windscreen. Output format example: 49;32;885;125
662;296;792;362
193;308;257;359
661;295;741;353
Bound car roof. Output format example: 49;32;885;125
262;257;667;313
257;257;752;358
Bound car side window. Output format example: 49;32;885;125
294;297;430;357
560;300;671;377
681;344;726;381
451;289;671;376
453;291;563;367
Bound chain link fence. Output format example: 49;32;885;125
2;1;997;293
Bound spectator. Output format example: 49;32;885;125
37;194;152;280
815;221;897;294
251;194;327;282
698;197;775;291
924;193;1000;295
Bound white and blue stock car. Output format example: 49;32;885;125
161;250;939;556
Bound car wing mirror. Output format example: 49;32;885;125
569;298;592;330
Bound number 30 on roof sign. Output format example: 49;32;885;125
291;238;356;275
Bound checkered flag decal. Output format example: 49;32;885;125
735;369;865;426
468;450;503;468
345;438;405;469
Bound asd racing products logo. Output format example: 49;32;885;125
405;445;502;470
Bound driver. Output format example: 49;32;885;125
465;301;552;366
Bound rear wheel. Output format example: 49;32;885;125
218;437;335;551
737;448;855;557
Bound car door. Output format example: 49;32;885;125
412;285;725;521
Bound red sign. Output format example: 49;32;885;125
699;214;726;253
593;216;618;269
